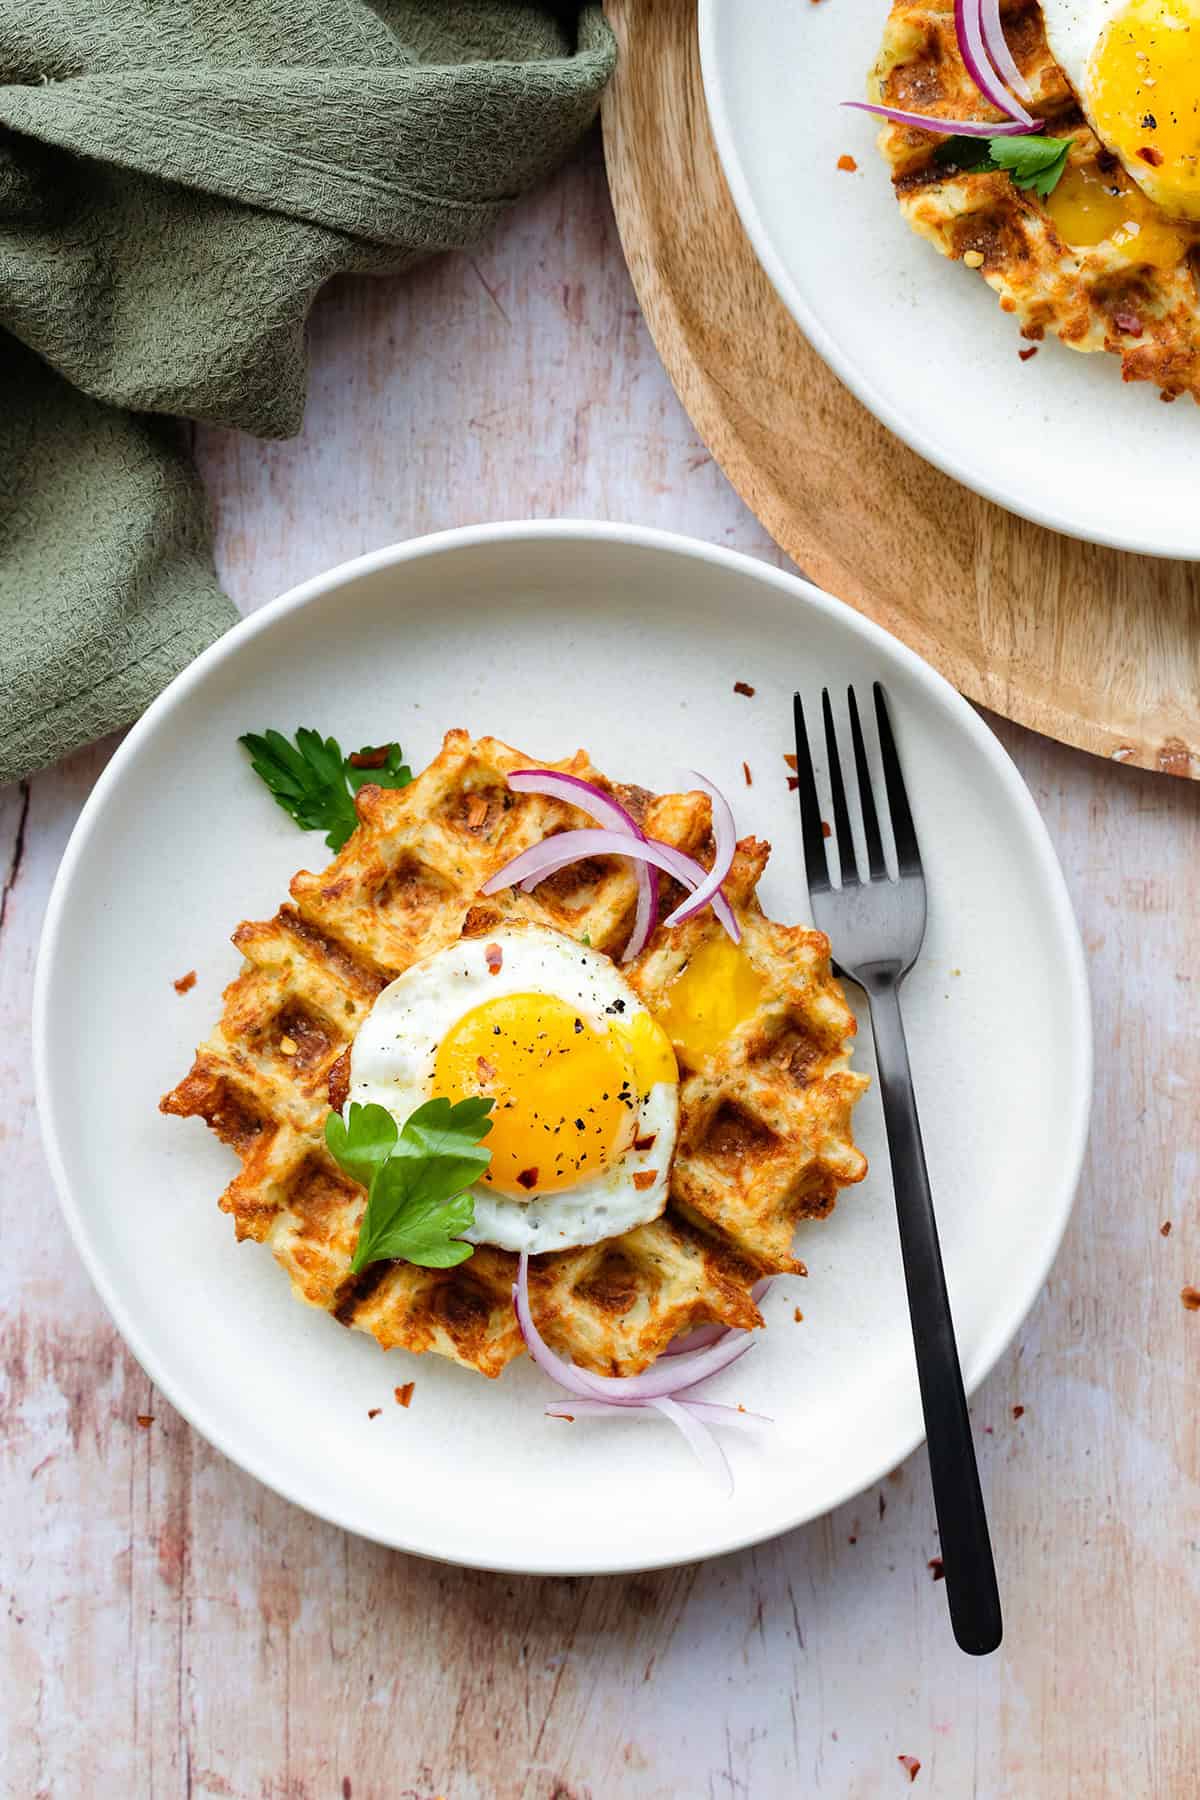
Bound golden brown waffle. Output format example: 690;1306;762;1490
870;1;1200;399
162;731;868;1378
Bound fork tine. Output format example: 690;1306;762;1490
792;693;832;894
847;687;888;881
821;689;859;888
874;683;922;875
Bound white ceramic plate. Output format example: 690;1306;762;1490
699;0;1200;558
34;523;1091;1574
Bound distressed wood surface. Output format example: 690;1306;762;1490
2;136;1198;1799
601;0;1200;780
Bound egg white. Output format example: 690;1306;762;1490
346;924;679;1255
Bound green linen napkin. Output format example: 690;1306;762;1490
0;1;614;785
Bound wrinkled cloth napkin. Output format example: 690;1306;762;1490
0;2;614;785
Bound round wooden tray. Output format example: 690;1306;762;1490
601;0;1200;779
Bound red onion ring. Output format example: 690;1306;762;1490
513;1252;755;1404
483;828;741;945
842;101;1036;139
954;0;1035;125
506;769;658;962
546;1398;773;1433
980;0;1033;103
648;1397;732;1495
662;772;737;929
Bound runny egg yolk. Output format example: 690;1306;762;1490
1046;160;1199;263
656;938;766;1068
1088;0;1200;221
433;992;674;1197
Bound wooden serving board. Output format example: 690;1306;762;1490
601;0;1200;779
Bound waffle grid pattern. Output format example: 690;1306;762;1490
162;731;868;1377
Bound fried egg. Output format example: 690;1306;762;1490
347;924;679;1254
1043;0;1200;219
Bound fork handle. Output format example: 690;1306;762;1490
865;974;1003;1656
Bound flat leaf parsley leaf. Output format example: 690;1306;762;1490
325;1098;494;1272
239;728;412;852
936;133;1072;199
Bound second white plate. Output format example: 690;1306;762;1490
35;522;1090;1573
700;0;1200;558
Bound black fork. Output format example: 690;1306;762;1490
793;683;1002;1657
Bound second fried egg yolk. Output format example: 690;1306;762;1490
433;992;676;1196
657;938;766;1068
1088;0;1200;221
1046;160;1198;262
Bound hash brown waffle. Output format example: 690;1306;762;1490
870;0;1200;400
161;731;868;1378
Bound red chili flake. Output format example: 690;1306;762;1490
367;1408;382;1419
348;745;392;769
898;1755;922;1782
1019;346;1039;361
847;1535;857;1545
1138;144;1165;166
783;752;798;771
633;1170;657;1191
984;1425;994;1435
476;1055;497;1082
821;821;832;839
1114;310;1144;335
173;970;197;994
394;1383;414;1409
484;942;503;975
1182;1286;1200;1312
633;1131;658;1151
517;1167;538;1190
734;680;756;697
837;154;858;173
1012;1404;1025;1419
796;1260;808;1277
787;776;799;792
794;1307;804;1322
551;1412;575;1423
136;1414;154;1428
742;761;753;787
928;1556;945;1581
1161;1221;1173;1237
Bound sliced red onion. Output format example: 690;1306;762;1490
506;769;658;962
955;0;1035;125
980;0;1033;103
648;1397;732;1495
673;1400;774;1434
662;1277;774;1357
662;772;737;929
546;1398;773;1434
660;1321;728;1357
842;101;1036;139
484;828;740;946
642;838;741;944
513;1252;755;1405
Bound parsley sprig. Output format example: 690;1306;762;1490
936;133;1073;199
240;728;412;852
325;1098;493;1271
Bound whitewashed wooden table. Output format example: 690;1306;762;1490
4;137;1198;1799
